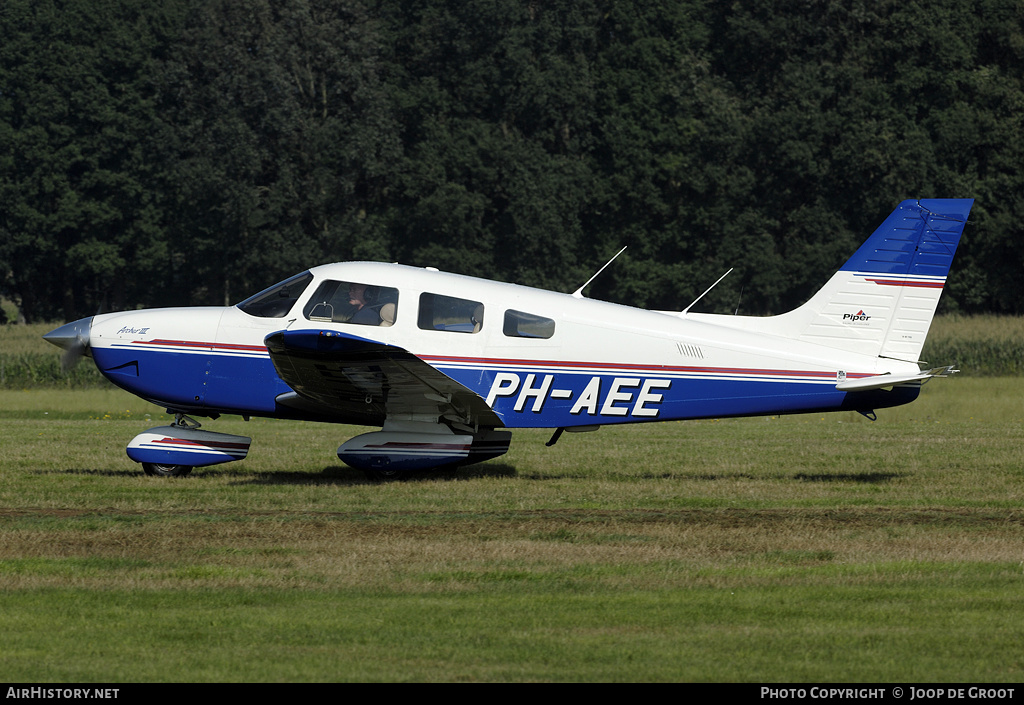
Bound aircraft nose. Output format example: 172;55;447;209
43;317;94;352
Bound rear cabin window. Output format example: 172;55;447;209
503;310;555;339
237;271;314;318
303;280;398;327
418;293;484;333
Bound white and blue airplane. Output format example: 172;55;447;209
45;198;973;480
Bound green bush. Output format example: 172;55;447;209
0;353;111;389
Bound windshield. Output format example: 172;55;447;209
236;271;314;318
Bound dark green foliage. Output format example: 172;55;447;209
0;0;189;321
2;0;1023;320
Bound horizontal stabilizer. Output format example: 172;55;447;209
836;366;958;392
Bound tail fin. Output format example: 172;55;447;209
738;199;974;361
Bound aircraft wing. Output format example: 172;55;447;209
264;329;502;429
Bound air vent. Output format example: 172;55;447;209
676;343;705;359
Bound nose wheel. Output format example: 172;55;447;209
128;413;249;478
138;414;199;476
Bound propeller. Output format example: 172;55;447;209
42;317;94;372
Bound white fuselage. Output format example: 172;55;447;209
84;261;920;428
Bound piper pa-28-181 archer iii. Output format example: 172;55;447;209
45;198;973;480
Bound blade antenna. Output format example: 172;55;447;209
572;246;627;299
679;268;733;317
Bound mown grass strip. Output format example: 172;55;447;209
0;569;1021;682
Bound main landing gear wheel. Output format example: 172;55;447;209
142;463;194;478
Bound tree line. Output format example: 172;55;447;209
2;0;1022;323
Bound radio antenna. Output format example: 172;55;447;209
679;268;733;317
571;246;627;299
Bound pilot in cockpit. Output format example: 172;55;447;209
347;283;382;325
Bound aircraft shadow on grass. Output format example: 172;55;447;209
228;462;520;485
44;465;515;484
793;471;904;483
43;467;139;477
46;466;903;485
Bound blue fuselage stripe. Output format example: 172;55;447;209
93;346;910;427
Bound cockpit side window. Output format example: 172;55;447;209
303;280;399;327
237;271;314;318
418;293;483;333
503;310;555;339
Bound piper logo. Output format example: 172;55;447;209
843;310;871;323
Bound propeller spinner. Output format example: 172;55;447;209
42;317;94;371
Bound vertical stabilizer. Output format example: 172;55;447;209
717;199;974;361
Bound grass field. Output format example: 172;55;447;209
0;379;1022;682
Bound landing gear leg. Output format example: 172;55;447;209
171;413;202;429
